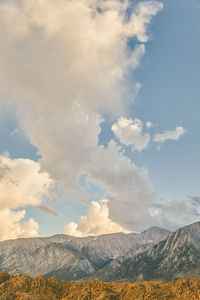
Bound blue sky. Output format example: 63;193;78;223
134;0;200;199
0;0;199;239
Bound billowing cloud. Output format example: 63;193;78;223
153;126;185;144
0;0;162;189
0;155;54;241
0;0;163;115
0;0;165;235
112;117;150;151
0;209;39;242
84;140;158;231
0;155;53;210
64;199;130;237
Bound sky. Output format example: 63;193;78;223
0;0;200;240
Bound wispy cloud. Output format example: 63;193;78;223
153;126;185;144
37;205;59;217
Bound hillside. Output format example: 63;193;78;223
0;227;169;280
0;272;200;299
89;222;200;282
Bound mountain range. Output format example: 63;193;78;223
87;222;200;282
0;226;169;281
1;222;200;282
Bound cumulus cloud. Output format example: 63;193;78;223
0;209;39;242
83;140;158;231
0;0;165;234
0;155;54;241
112;117;150;151
0;0;163;116
64;199;130;237
153;126;185;144
0;0;163;189
0;155;53;210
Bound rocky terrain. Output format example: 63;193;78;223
0;226;169;280
89;222;200;282
2;222;200;284
0;272;200;299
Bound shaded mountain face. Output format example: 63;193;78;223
0;227;169;281
89;222;200;282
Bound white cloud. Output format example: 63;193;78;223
0;0;163;190
125;1;163;42
0;155;53;211
0;0;162;116
0;0;165;234
84;140;158;231
0;209;39;242
153;126;185;144
112;117;150;151
0;155;54;241
64;199;130;237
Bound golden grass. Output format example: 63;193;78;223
0;272;200;299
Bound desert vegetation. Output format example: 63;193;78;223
1;272;200;299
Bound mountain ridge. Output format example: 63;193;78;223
87;222;200;282
0;226;169;280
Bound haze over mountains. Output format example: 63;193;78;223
1;222;200;283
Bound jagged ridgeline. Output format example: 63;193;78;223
88;222;200;282
0;227;169;281
1;273;200;299
1;222;200;283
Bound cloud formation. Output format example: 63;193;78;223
0;0;163;115
0;0;166;235
0;209;39;242
82;140;158;231
0;155;52;210
0;155;53;241
112;117;150;151
64;199;130;237
153;126;185;144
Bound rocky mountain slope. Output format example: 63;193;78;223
0;227;169;280
1;272;200;299
89;222;200;282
